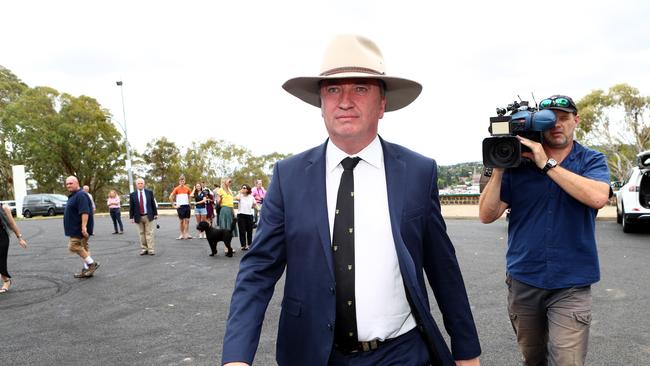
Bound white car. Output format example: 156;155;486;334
616;150;650;232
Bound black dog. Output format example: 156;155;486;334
196;221;233;257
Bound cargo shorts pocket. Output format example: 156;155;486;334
573;311;591;326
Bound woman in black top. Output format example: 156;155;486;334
0;204;27;293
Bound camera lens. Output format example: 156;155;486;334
482;136;521;168
494;141;515;159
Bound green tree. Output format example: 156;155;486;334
142;137;182;202
0;66;28;199
577;84;650;182
3;87;125;196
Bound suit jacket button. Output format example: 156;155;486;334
327;323;333;331
329;287;335;294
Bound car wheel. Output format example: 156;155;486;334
23;210;32;218
616;207;622;224
47;208;55;216
622;214;634;233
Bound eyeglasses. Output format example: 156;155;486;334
539;97;574;110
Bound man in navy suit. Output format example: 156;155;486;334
222;35;481;366
129;178;158;255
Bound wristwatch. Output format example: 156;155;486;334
542;158;558;174
483;167;493;177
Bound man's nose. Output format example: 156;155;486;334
337;88;355;108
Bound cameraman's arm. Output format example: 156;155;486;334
518;137;610;209
478;168;509;223
545;168;610;209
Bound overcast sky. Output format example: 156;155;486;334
3;0;650;165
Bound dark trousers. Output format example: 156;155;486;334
328;328;430;366
236;214;254;248
0;228;10;278
109;208;124;232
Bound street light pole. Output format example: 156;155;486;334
116;81;134;193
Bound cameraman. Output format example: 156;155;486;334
479;95;610;366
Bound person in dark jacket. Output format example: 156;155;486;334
129;178;158;255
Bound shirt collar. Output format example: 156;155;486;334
326;135;383;172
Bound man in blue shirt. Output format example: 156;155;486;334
64;176;100;278
479;95;611;365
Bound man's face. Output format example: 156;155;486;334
320;78;386;148
179;178;185;186
82;185;89;193
66;177;79;192
136;179;145;190
543;110;580;149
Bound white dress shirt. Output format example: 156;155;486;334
326;136;416;342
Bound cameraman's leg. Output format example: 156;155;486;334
547;286;591;366
507;274;548;365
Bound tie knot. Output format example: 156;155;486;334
341;157;361;171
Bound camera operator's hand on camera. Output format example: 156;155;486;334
517;136;548;169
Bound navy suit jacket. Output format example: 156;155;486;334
222;138;481;365
129;189;157;223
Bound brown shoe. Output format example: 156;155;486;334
85;262;100;276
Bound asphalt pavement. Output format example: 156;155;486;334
0;211;647;366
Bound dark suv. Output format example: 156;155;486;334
22;194;68;218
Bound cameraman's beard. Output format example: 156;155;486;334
544;133;571;149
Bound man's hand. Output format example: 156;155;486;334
517;136;547;169
456;357;480;366
81;227;89;238
131;219;135;224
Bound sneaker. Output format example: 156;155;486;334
85;262;100;277
148;251;155;256
139;250;148;255
112;232;119;235
74;268;88;278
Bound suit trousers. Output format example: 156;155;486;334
328;328;430;366
137;216;155;252
506;274;592;366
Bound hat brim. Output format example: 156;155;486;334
547;106;577;113
282;73;422;112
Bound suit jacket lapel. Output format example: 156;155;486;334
305;141;335;280
381;138;406;249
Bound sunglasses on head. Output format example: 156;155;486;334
539;97;574;109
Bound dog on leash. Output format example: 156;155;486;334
196;221;234;257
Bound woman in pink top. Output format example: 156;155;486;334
107;190;124;234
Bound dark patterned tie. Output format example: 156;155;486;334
333;156;362;349
139;191;145;215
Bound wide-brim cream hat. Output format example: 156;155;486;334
282;34;422;112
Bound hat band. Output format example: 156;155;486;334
320;66;385;77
